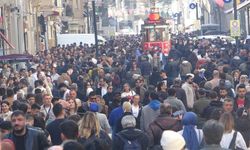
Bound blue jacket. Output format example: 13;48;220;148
109;106;124;129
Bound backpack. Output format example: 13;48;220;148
229;131;244;150
79;132;111;150
116;133;142;150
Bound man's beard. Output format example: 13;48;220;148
14;127;25;135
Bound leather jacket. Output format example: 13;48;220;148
4;127;50;150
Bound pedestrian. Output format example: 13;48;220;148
219;112;247;149
113;115;149;150
201;119;228;150
4;110;50;150
46;103;66;145
164;88;186;112
140;92;161;131
178;112;204;150
60;120;79;141
147;103;182;146
160;130;186;150
182;74;196;110
78;112;112;150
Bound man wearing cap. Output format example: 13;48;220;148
89;102;110;133
182;74;196;110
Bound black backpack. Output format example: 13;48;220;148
116;133;142;150
79;134;111;150
229;131;244;150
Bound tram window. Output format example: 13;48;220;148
155;29;162;41
162;28;169;41
149;29;156;42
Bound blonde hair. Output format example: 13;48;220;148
219;112;234;133
78;112;101;139
123;101;132;112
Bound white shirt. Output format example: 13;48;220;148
101;87;107;97
121;90;136;98
220;130;247;149
178;127;204;144
132;104;140;118
31;72;38;87
63;89;70;100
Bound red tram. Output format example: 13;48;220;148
141;8;171;56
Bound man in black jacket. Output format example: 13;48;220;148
202;91;223;120
113;115;149;150
4;110;50;150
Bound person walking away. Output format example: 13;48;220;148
140;92;161;132
147;103;182;146
219;112;247;150
113;115;149;150
178;112;203;150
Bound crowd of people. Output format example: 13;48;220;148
0;35;250;150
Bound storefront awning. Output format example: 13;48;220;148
224;0;250;14
0;32;15;49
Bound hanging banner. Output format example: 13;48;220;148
230;20;240;37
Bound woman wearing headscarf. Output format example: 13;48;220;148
178;112;203;150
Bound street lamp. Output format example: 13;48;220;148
233;0;239;51
92;0;98;58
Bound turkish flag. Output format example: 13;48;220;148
215;0;224;8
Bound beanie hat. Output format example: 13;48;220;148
161;130;185;150
89;102;99;112
0;121;12;130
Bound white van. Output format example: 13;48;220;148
57;34;106;46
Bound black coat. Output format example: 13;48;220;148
103;92;114;105
149;72;161;86
202;100;223;119
113;128;149;150
174;87;188;109
5;127;50;150
140;61;152;76
78;130;112;150
115;112;134;134
235;117;250;146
